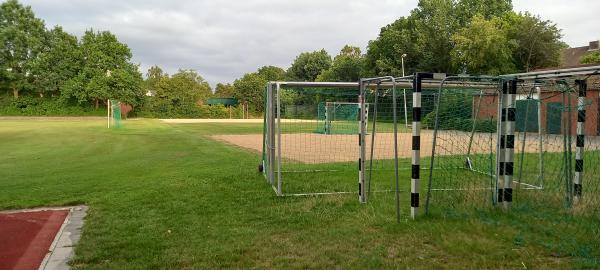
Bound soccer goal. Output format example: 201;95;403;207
258;66;600;222
107;99;122;128
421;68;600;218
260;81;408;197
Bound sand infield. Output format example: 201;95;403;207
211;131;566;164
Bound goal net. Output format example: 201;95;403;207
423;77;600;218
108;99;122;128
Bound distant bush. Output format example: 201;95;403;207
0;94;257;119
136;102;247;119
0;95;105;116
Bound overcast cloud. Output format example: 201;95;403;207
18;0;600;87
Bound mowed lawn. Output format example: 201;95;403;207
0;118;591;269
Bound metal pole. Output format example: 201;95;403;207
367;83;379;200
268;84;274;186
276;83;282;196
425;77;447;215
359;80;367;203
574;80;586;202
537;86;544;188
504;80;516;209
411;73;436;219
392;79;400;223
518;87;535;187
495;82;506;206
466;90;484;169
566;85;574;205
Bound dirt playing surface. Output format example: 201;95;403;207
0;210;69;270
211;131;566;164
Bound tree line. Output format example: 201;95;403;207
0;0;589;117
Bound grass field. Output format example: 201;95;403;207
0;118;598;269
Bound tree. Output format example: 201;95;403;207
451;15;516;75
317;45;364;81
365;0;564;76
454;0;513;26
506;12;565;71
0;0;46;98
580;51;600;65
214;83;235;98
233;72;266;112
411;0;458;73
257;65;286;81
365;0;458;75
365;16;420;76
286;49;332;81
146;69;212;115
61;30;143;108
145;65;167;87
229;65;285;112
31;26;82;97
168;69;212;104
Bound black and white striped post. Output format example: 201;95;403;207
504;80;517;208
495;81;507;206
411;73;435;219
574;79;587;202
359;80;367;203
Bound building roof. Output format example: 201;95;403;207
560;40;599;67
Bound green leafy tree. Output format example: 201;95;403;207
317;45;363;81
412;0;458;73
214;83;235;98
257;65;286;81
31;26;82;97
287;49;332;81
451;15;516;75
0;0;46;98
168;69;212;104
504;12;565;71
365;16;419;76
580;51;600;65
454;0;513;25
231;66;286;112
61;30;143;108
233;72;266;112
147;69;212;115
144;65;167;93
365;0;458;75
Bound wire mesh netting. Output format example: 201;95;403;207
267;86;361;195
110;99;122;128
422;78;600;264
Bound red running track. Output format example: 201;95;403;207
0;210;69;270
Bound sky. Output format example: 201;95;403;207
19;0;600;87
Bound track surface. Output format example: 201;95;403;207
0;210;69;270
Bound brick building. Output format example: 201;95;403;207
475;89;599;136
473;40;600;136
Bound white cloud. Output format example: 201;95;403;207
19;0;598;86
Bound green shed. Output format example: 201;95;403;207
206;98;239;106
